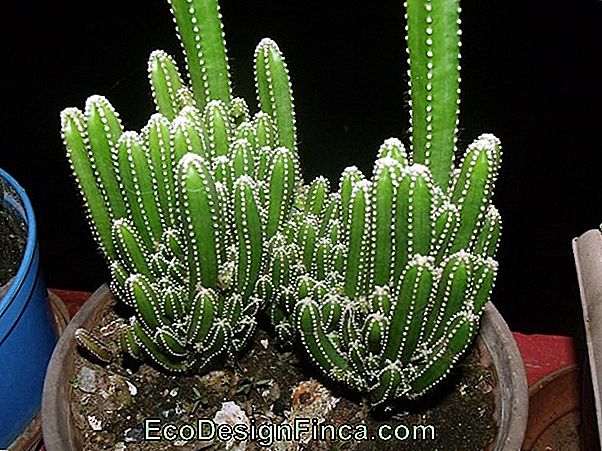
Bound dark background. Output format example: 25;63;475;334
1;1;600;336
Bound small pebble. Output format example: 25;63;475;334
161;407;181;420
126;381;138;396
87;415;102;431
124;425;143;443
476;380;493;394
77;367;98;394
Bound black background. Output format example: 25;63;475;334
1;1;601;336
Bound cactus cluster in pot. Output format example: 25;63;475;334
61;0;300;372
264;0;502;406
61;0;503;408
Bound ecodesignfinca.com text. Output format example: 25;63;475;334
144;417;436;447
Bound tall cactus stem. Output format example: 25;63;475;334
406;0;461;189
168;0;232;109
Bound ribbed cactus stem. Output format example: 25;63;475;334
61;108;115;258
473;206;502;257
233;176;263;299
409;311;476;397
450;134;501;251
265;148;298;239
169;0;232;108
177;153;221;292
425;251;472;345
131;319;188;372
143;114;176;229
406;0;461;189
126;274;163;330
385;256;434;364
116;131;162;249
254;112;277;149
471;257;498;314
84;96;127;219
112;218;151;277
229;97;250;126
148;50;185;120
343;180;371;298
74;328;113;364
296;299;351;375
377;138;409;167
171;116;205;163
230;139;255;180
186;288;216;344
204;100;232;159
255;38;297;152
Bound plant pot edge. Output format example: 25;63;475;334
8;291;70;451
572;228;602;447
480;301;528;451
0;168;57;447
42;285;111;451
42;284;528;451
522;365;580;450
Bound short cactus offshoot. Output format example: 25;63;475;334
61;0;300;371
265;0;503;406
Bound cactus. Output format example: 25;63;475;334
406;0;461;190
268;138;502;405
62;0;300;371
63;0;503;407
264;0;503;406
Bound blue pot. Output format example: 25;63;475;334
0;168;57;447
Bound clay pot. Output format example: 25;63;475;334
522;365;581;450
42;285;528;450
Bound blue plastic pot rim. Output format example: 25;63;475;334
0;167;38;319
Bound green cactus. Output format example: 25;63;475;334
64;0;503;408
264;0;503;406
268;136;501;405
407;0;461;190
62;0;300;371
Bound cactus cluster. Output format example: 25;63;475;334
61;0;300;371
266;135;501;405
263;0;503;406
62;0;503;406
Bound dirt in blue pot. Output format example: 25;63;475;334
0;198;26;287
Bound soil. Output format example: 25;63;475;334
70;299;496;451
0;201;27;288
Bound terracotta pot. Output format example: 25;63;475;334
42;285;528;451
522;365;581;450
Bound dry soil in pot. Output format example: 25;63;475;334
68;297;497;451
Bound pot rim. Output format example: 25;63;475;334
0;167;38;318
42;285;528;451
572;228;602;445
480;302;528;450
